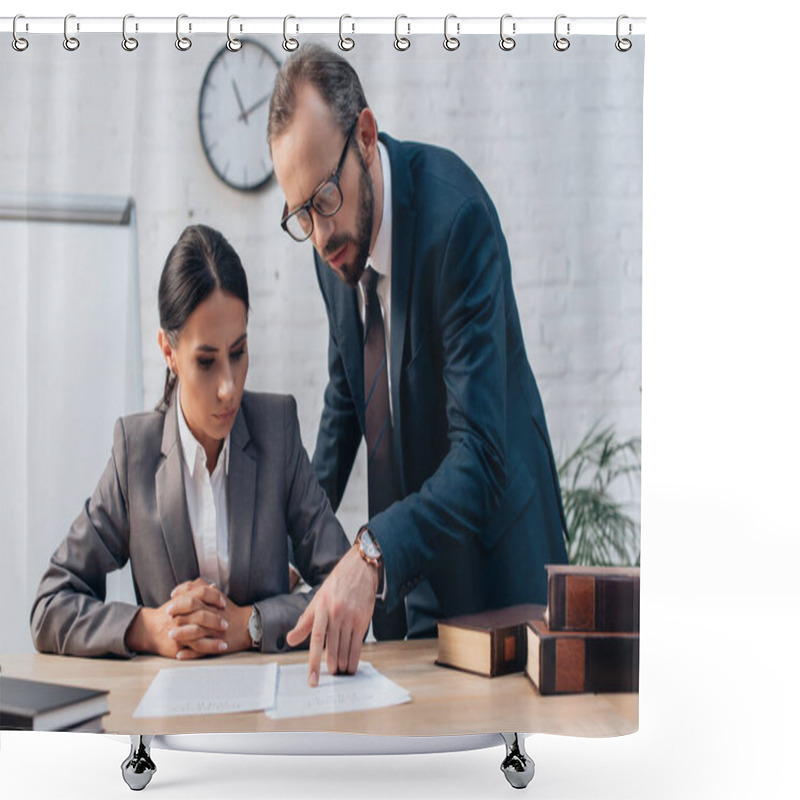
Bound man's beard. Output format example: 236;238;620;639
323;152;374;288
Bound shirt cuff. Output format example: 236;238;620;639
378;565;388;602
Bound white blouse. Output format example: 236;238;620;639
176;383;231;594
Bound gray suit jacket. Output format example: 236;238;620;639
30;391;349;657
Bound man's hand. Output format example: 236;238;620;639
286;546;377;686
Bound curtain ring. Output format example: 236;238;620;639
394;15;410;51
443;14;460;51
283;15;299;52
553;14;570;52
338;15;355;51
227;15;242;52
12;15;29;52
63;14;80;51
175;14;192;51
122;14;138;51
499;14;516;51
615;15;632;52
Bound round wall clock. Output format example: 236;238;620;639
198;39;281;192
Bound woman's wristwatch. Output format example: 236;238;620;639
247;604;262;650
355;525;385;596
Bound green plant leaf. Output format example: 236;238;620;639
558;422;641;567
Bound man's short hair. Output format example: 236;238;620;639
268;42;369;146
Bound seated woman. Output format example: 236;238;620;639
31;224;349;659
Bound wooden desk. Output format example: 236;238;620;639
1;641;637;738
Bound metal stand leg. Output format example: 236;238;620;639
500;733;535;789
121;735;156;791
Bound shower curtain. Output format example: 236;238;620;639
0;14;644;757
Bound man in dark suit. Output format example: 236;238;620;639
268;43;568;686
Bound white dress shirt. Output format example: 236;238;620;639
359;139;394;419
176;383;231;594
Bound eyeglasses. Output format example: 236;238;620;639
280;118;359;243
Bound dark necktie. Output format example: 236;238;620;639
361;266;407;640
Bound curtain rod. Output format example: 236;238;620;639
1;16;646;38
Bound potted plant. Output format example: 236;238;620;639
557;423;641;566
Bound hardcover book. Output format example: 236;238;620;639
0;676;109;731
436;604;545;677
526;619;639;695
545;565;640;632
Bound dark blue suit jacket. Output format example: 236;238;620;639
312;133;568;620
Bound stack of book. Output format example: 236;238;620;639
0;676;109;732
436;603;546;677
525;565;640;695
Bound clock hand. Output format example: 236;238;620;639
232;79;248;126
238;94;271;123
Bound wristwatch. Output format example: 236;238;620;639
356;525;384;594
247;605;262;650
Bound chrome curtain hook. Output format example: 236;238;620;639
63;13;80;51
553;14;570;52
283;15;299;52
394;15;410;51
443;14;460;51
12;14;29;52
175;14;192;51
499;14;516;51
122;14;138;51
615;15;632;52
338;15;355;51
227;15;242;52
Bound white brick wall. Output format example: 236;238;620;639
1;33;643;539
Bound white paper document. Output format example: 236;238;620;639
266;661;411;720
133;663;277;718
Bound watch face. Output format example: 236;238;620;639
198;39;280;192
360;530;381;560
248;607;262;644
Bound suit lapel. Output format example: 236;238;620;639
155;401;199;586
382;134;416;494
226;404;257;604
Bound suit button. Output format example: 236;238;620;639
276;635;286;650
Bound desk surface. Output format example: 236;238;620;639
1;641;637;737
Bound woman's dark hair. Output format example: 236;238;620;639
157;224;250;410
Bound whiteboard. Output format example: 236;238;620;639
0;197;143;653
